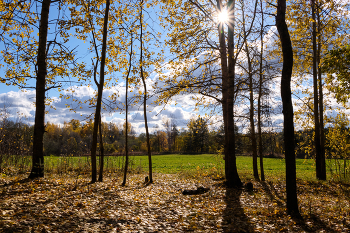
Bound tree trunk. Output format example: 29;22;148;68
29;0;51;179
316;4;326;180
245;42;259;180
121;35;133;186
140;0;153;184
257;81;265;181
217;0;228;166
276;0;300;216
225;0;242;188
98;115;104;182
258;0;265;181
122;108;129;186
91;0;110;184
311;0;323;181
318;63;326;180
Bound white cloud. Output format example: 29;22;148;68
0;83;200;134
0;90;36;121
1;20;349;136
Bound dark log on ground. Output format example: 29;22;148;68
182;187;210;195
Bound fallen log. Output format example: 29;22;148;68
182;186;210;195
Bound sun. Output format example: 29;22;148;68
216;8;229;24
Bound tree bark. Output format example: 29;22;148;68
225;0;242;188
29;0;51;179
140;0;153;184
217;0;228;169
276;0;300;216
318;59;326;180
121;35;133;186
245;42;259;180
258;0;265;181
316;3;326;180
91;0;110;183
122;107;129;185
311;0;323;181
98;115;104;182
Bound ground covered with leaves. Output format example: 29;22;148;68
1;173;349;232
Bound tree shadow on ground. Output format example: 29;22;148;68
259;180;345;232
0;177;32;187
222;187;255;232
0;180;130;233
0;177;220;232
0;178;35;199
260;181;285;206
293;214;342;233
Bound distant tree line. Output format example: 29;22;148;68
1;116;349;160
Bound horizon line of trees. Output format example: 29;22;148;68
1;116;349;160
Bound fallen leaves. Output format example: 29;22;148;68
0;174;349;232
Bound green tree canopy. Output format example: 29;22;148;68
322;45;350;103
185;117;209;153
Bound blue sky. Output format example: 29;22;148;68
0;1;201;134
0;24;283;134
0;1;349;135
0;0;195;133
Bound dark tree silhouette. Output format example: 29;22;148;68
29;0;51;179
90;0;110;183
276;0;300;216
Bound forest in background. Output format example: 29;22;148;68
1;115;349;161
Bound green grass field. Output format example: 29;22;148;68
2;153;348;182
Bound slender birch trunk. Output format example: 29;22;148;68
140;0;153;184
90;0;110;183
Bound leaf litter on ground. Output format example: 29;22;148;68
0;173;350;232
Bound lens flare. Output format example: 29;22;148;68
217;9;229;24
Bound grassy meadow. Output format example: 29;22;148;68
1;153;347;182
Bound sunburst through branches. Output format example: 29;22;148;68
216;8;229;24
